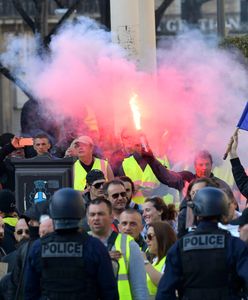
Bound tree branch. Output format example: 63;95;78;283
54;0;65;8
31;0;42;33
197;0;212;4
11;0;36;33
155;0;175;30
0;62;33;99
43;0;81;47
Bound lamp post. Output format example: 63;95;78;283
217;0;226;38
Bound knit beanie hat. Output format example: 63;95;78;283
0;190;16;213
86;170;105;185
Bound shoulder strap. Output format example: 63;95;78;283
80;231;89;243
112;219;119;233
15;240;32;300
107;231;118;251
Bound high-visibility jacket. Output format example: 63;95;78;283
213;161;235;188
73;158;108;191
122;155;173;204
114;234;133;300
3;217;18;227
147;256;166;296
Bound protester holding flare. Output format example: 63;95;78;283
111;94;182;205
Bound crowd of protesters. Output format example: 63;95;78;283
0;128;246;299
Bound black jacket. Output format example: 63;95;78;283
231;157;248;200
0;143;17;191
177;173;231;238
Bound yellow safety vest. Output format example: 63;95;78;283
73;158;108;191
114;234;133;300
213;160;235;188
3;217;18;227
122;156;173;204
147;256;166;296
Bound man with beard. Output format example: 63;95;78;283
8;201;49;299
103;180;128;232
1;218;29;272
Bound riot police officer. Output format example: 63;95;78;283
156;187;248;300
24;188;119;300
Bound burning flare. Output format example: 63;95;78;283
129;93;141;130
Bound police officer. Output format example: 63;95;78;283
24;188;119;300
156;187;248;300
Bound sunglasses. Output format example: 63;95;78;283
16;229;29;235
145;233;155;241
91;182;105;189
111;192;127;199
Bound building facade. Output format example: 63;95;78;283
0;0;247;135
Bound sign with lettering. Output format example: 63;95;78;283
159;14;241;34
183;234;225;251
42;242;83;258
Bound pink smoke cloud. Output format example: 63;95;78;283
24;19;248;166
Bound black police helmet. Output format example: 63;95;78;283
190;187;228;217
50;188;85;230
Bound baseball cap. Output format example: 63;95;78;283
0;190;16;213
71;136;93;147
86;169;105;185
229;208;248;226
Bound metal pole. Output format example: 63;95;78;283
217;0;226;38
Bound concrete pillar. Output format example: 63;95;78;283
138;0;156;72
110;0;140;63
110;0;157;72
0;76;14;133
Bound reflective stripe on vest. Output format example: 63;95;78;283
122;156;170;204
147;256;166;296
114;234;133;300
73;158;108;191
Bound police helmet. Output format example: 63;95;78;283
50;188;85;230
190;187;228;218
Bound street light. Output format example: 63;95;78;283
217;0;226;38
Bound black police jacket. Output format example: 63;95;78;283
179;227;231;299
41;231;96;300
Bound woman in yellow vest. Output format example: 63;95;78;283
143;221;177;299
